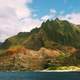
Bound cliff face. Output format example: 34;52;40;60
0;19;80;71
0;47;63;70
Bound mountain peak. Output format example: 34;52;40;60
0;19;80;50
55;18;60;21
0;19;80;71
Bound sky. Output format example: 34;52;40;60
0;0;80;42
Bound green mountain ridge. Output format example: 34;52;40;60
0;19;80;71
1;19;80;50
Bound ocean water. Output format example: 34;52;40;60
0;72;79;80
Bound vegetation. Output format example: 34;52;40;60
0;19;80;71
48;66;80;71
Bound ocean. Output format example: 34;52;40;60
0;72;79;80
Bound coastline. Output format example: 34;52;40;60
40;70;80;72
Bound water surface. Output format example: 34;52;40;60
0;72;80;80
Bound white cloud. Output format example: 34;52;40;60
0;0;41;42
50;9;56;14
41;15;51;21
20;18;42;32
41;9;56;21
41;8;80;25
33;14;37;17
59;13;80;24
0;0;32;19
0;0;80;42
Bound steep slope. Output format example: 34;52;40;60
23;19;80;50
0;19;80;71
41;19;80;48
1;19;80;50
0;42;2;45
0;47;64;71
0;32;30;49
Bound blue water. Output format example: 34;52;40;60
0;72;79;80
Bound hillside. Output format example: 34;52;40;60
0;19;80;71
1;18;80;50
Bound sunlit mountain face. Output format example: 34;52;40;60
0;19;80;71
0;0;80;71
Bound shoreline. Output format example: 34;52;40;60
0;70;80;72
40;70;80;72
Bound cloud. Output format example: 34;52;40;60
0;0;32;19
50;9;56;14
59;13;80;25
41;8;80;25
41;9;56;21
20;18;42;32
41;15;51;21
0;0;80;42
0;0;41;42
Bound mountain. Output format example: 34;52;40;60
0;18;80;71
1;18;80;50
0;42;2;46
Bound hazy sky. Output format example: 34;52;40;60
0;0;80;42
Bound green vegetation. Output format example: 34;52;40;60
48;66;80;71
1;18;80;50
0;19;80;71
